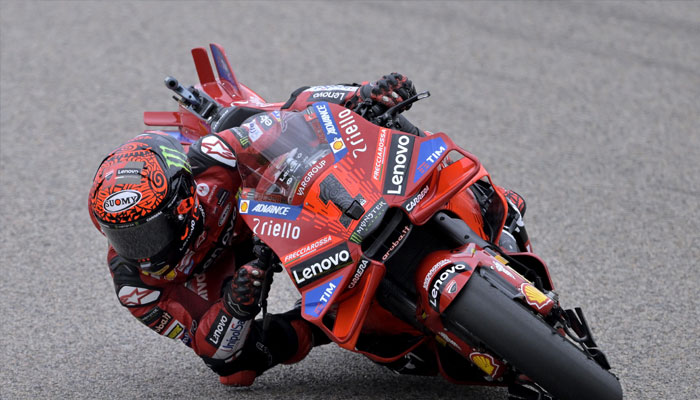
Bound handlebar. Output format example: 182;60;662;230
164;75;221;123
373;90;430;128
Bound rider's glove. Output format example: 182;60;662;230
209;106;237;133
223;261;270;321
356;73;417;109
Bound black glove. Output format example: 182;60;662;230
357;73;417;109
223;261;270;320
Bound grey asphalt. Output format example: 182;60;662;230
1;1;699;399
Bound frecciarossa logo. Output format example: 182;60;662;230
290;243;353;287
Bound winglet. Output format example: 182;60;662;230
191;47;216;85
209;43;242;97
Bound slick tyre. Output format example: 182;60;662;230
444;273;622;400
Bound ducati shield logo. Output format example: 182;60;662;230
104;190;142;213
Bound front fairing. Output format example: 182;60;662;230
231;102;484;345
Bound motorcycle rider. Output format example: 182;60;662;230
89;74;427;386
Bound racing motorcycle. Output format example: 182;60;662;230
144;44;622;400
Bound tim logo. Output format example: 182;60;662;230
414;136;447;182
104;190;142;213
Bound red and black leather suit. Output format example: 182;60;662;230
103;76;530;386
106;80;419;386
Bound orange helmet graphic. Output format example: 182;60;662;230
89;133;202;275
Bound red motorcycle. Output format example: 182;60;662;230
145;44;622;400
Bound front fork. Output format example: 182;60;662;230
414;212;563;381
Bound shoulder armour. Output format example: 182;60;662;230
110;256;162;308
188;134;238;176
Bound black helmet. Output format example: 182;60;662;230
89;132;203;276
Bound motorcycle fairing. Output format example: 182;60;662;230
232;103;491;348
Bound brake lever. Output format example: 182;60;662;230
252;239;281;341
375;90;430;128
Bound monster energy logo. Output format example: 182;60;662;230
160;145;191;173
349;232;362;244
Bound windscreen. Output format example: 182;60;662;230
234;109;333;205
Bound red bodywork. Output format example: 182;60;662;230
146;44;557;384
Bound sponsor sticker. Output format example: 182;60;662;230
297;158;328;197
115;161;144;184
231;127;250;148
469;352;501;378
310;90;347;103
520;283;553;310
422;259;452;290
218;203;232;227
413;136;447;182
238;199;302;220
336;108;366;158
290;243;352;287
212;319;252;360
206;310;231;346
216;189;230;206
138;307;165;326
103;190;142;213
153;311;174;334
252;217;301;240
428;263;468;311
312;102;347;162
372;129;390;183
307;85;358;92
403;184;429;213
349;198;388;244
118;286;160;307
347;257;370;289
304;275;343;318
491;260;515;279
244;119;264;142
256;113;277;130
383;134;415;196
381;225;411;261
282;234;334;265
165;321;184;340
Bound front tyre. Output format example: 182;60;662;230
444;272;622;400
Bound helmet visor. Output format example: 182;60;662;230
102;210;180;263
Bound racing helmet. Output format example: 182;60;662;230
88;133;203;275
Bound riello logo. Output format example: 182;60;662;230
104;190;142;213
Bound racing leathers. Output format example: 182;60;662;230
106;125;317;385
105;78;420;386
104;75;531;387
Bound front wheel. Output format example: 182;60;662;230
444;272;622;400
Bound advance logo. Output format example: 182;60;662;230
238;199;303;220
312;102;347;162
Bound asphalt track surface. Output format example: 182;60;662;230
1;1;699;399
